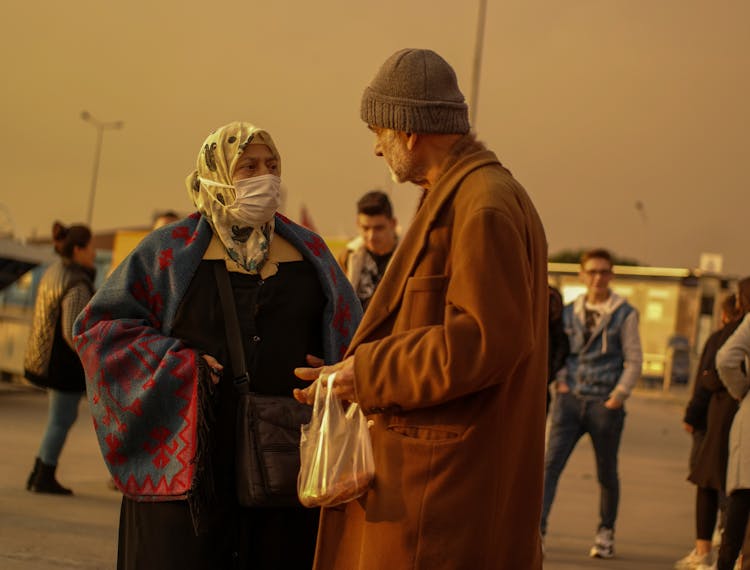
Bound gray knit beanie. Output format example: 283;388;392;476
361;48;470;135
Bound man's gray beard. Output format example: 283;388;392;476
388;166;400;184
388;160;427;186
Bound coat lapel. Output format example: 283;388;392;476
348;150;502;350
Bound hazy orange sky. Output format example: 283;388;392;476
1;1;747;274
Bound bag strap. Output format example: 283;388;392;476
213;262;251;392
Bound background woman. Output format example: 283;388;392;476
715;279;750;570
676;293;743;569
73;122;361;569
24;222;96;495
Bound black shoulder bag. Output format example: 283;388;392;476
213;263;312;507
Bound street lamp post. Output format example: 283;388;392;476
81;111;123;227
469;0;488;127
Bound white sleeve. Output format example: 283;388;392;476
717;314;750;401
612;310;643;402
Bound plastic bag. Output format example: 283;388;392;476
297;372;374;508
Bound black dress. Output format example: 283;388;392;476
118;259;325;570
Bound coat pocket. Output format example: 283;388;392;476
402;275;448;329
386;424;460;442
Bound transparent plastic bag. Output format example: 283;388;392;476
297;372;375;508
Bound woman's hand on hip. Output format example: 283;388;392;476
201;354;223;385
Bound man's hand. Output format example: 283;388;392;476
294;355;357;405
604;397;623;410
556;381;571;394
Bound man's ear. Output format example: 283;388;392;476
404;132;418;151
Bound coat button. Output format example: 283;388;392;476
252;335;261;343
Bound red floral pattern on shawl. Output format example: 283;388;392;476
74;213;361;500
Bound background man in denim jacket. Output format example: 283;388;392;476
541;248;643;559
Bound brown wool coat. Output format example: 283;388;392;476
313;150;548;570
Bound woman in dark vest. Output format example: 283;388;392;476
24;221;96;494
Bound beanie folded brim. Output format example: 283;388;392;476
361;87;470;135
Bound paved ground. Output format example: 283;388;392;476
0;383;118;569
544;389;695;569
0;382;697;569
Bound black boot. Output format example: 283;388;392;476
26;457;41;490
28;459;73;495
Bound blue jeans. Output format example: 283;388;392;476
38;390;82;465
541;392;626;535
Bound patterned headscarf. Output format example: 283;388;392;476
185;121;281;273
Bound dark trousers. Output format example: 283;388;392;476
718;489;750;570
117;497;319;570
541;392;626;535
697;486;720;540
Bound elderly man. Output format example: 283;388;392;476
295;48;548;569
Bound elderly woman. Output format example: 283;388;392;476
73;122;361;569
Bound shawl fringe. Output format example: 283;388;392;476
188;356;218;535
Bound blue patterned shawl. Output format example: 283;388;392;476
73;212;361;500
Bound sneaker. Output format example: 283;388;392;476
675;548;712;569
712;527;722;547
590;527;615;559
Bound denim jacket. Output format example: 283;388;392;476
562;292;643;402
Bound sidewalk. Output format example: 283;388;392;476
0;382;696;569
0;383;118;569
544;387;695;569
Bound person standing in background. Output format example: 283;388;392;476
24;221;96;495
542;248;643;559
337;190;398;311
676;292;743;569
713;278;750;570
152;210;181;230
547;285;570;413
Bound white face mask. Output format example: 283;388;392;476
232;174;282;225
200;174;281;226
